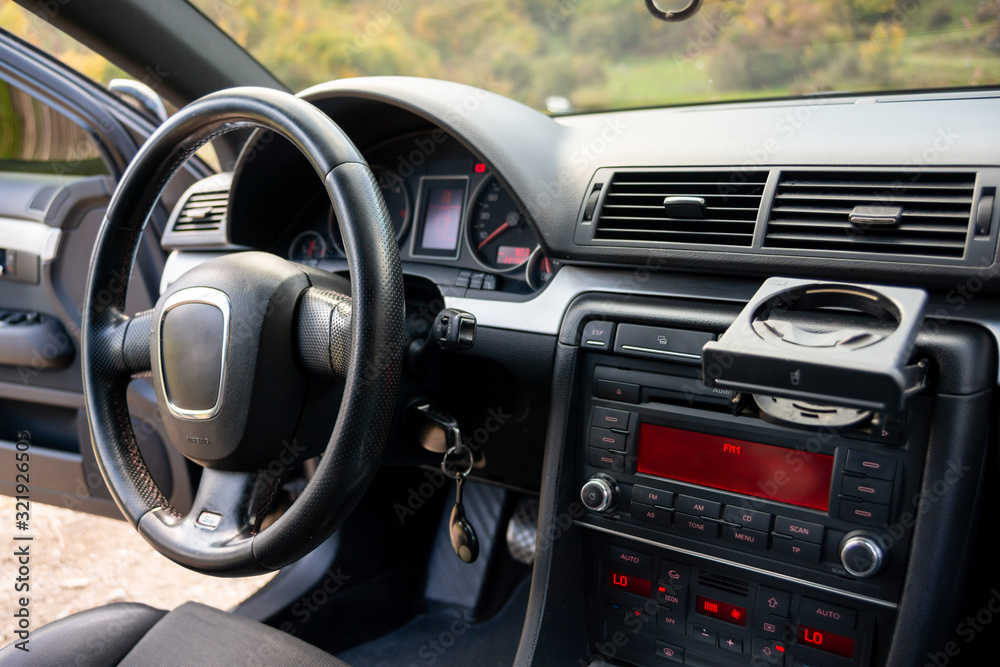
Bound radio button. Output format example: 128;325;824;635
774;516;824;544
771;535;821;563
590;427;626;451
589;447;624;472
609;546;652;575
592;406;630;430
674;513;721;538
845;449;897;480
841;475;892;505
595;379;640;404
677;495;722;519
799;597;857;629
756;587;791;617
724;505;773;531
632;502;672;527
839;498;889;527
633;485;674;508
723;525;769;552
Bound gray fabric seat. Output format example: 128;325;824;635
0;601;350;667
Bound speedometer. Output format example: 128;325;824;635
467;177;535;272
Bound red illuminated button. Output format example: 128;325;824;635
654;640;684;662
774;516;824;544
592;406;630;430
845;449;897;480
723;525;769;552
752;636;787;665
589;427;626;451
839;498;889;527
799;597;857;629
674;513;721;538
841;475;893;505
595;379;640;404
588;447;624;472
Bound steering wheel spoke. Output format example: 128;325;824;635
295;287;353;379
138;468;263;575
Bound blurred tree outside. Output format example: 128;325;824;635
1;0;999;112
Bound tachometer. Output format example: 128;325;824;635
288;230;330;264
467;177;534;272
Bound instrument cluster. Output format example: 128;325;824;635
279;131;557;294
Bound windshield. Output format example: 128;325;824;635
190;0;1000;112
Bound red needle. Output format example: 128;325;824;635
477;222;509;250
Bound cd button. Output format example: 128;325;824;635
676;495;722;519
724;505;773;531
674;512;720;538
774;516;825;544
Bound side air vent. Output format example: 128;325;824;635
173;189;228;233
764;170;977;258
697;571;750;597
593;170;768;246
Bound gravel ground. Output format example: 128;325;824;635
0;500;276;646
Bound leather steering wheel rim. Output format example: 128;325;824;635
81;87;404;575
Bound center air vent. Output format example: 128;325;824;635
593;170;768;247
173;189;229;233
764;170;976;258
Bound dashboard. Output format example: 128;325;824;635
156;77;1000;667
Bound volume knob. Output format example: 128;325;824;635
581;474;619;513
840;533;885;578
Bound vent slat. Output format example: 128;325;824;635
594;170;767;246
173;188;228;233
764;170;974;258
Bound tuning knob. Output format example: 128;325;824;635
581;474;619;513
840;533;885;578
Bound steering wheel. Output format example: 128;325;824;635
81;87;404;575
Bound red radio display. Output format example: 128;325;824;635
695;595;747;627
798;624;856;658
636;424;834;511
607;570;652;597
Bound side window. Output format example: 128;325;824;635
0;79;109;176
